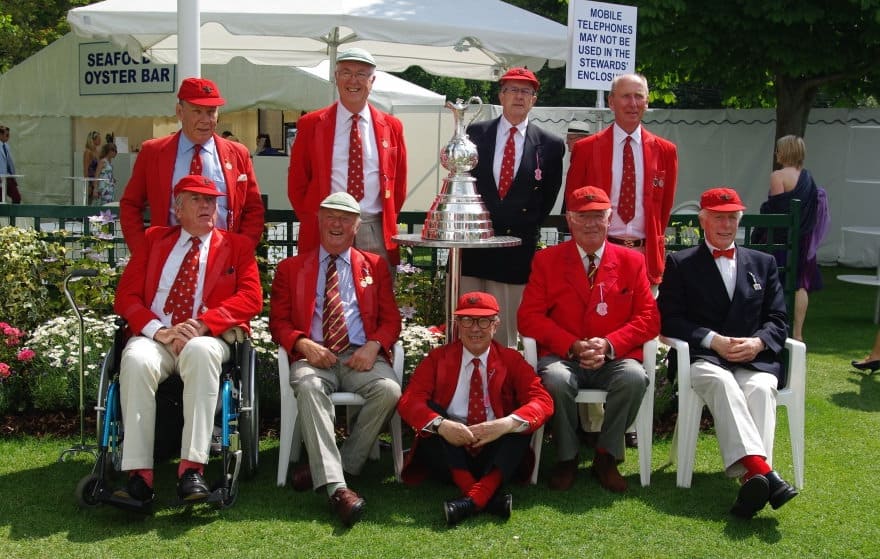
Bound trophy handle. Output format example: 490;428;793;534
465;96;483;126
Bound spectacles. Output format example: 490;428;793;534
337;69;374;81
567;211;607;225
456;316;497;329
502;86;535;96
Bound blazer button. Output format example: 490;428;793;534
522;208;527;213
505;228;512;234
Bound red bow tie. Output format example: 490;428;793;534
712;247;735;259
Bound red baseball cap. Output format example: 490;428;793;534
566;186;611;212
499;67;539;90
453;291;500;317
173;175;225;198
177;77;225;106
700;187;746;211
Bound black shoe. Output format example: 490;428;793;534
730;475;770;519
851;359;880;372
485;492;512;520
113;473;155;503
443;497;476;525
177;469;210;501
625;432;638;448
766;470;798;510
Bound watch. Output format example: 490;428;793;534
429;416;445;433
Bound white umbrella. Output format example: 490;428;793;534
67;0;568;82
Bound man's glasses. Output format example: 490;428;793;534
337;70;374;81
502;86;535;96
456;316;497;329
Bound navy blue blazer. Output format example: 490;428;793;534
460;117;564;284
658;243;789;382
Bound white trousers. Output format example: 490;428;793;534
690;359;778;477
119;335;229;471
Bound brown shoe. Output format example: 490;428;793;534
625;432;638;448
592;452;627;493
290;463;313;492
329;487;366;526
548;458;579;490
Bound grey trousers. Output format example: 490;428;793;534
289;347;401;489
538;355;647;461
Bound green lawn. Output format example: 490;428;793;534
1;266;879;558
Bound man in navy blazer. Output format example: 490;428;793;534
658;187;798;519
460;68;565;347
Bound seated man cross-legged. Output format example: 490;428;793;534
518;186;659;493
269;192;402;527
113;175;263;506
397;291;553;525
657;187;798;519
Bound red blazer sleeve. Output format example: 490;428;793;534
489;344;553;433
268;254;315;357
287;107;334;254
120;136;175;255
352;248;402;355
217;135;265;250
397;344;451;431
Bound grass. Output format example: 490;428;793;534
2;266;880;558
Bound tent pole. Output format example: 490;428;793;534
328;27;339;104
178;0;201;83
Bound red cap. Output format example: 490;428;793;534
566;186;611;212
499;67;539;90
700;187;745;211
173;175;225;198
177;77;225;106
453;291;500;317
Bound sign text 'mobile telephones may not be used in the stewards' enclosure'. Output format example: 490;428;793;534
78;42;177;96
566;0;637;91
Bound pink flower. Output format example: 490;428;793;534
0;363;10;378
16;348;35;362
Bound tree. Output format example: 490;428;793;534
0;1;94;73
635;0;880;142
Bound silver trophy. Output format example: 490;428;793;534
422;97;495;241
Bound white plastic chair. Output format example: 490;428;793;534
523;336;658;487
275;342;405;486
662;336;805;489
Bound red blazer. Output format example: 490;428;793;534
518;241;660;361
287;102;407;262
268;247;402;360
120;132;265;255
397;339;553;483
565;126;678;284
114;227;263;337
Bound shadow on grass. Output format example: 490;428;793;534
829;370;880;411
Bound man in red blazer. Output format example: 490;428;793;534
269;191;402;527
120;77;265;255
397;291;553;525
287;48;407;267
565;74;677;288
112;175;263;508
518;186;659;493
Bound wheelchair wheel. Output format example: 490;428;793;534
239;340;259;478
75;474;102;508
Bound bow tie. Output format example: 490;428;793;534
712;247;735;259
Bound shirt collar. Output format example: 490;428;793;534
500;116;528;137
463;346;490;369
177;228;212;248
320;246;352;267
575;241;606;262
337;103;371;126
613;123;642;146
179;133;217;155
705;241;736;253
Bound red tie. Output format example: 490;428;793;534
713;247;736;259
586;253;597;287
466;358;487;426
498;127;517;199
322;255;350;353
618;136;635;223
163;237;201;325
347;114;364;201
190;144;203;175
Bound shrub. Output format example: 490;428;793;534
0;322;36;414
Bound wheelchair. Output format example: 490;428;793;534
75;319;260;512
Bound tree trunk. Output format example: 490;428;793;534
773;75;819;168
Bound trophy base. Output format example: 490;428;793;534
422;175;494;242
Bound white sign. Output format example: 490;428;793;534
78;42;176;96
567;0;638;91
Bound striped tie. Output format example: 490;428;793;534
322;255;350;353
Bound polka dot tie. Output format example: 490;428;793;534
163;236;201;325
190;144;203;176
466;358;487;426
618;135;636;223
497;126;517;199
347;114;364;201
322;255;350;354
